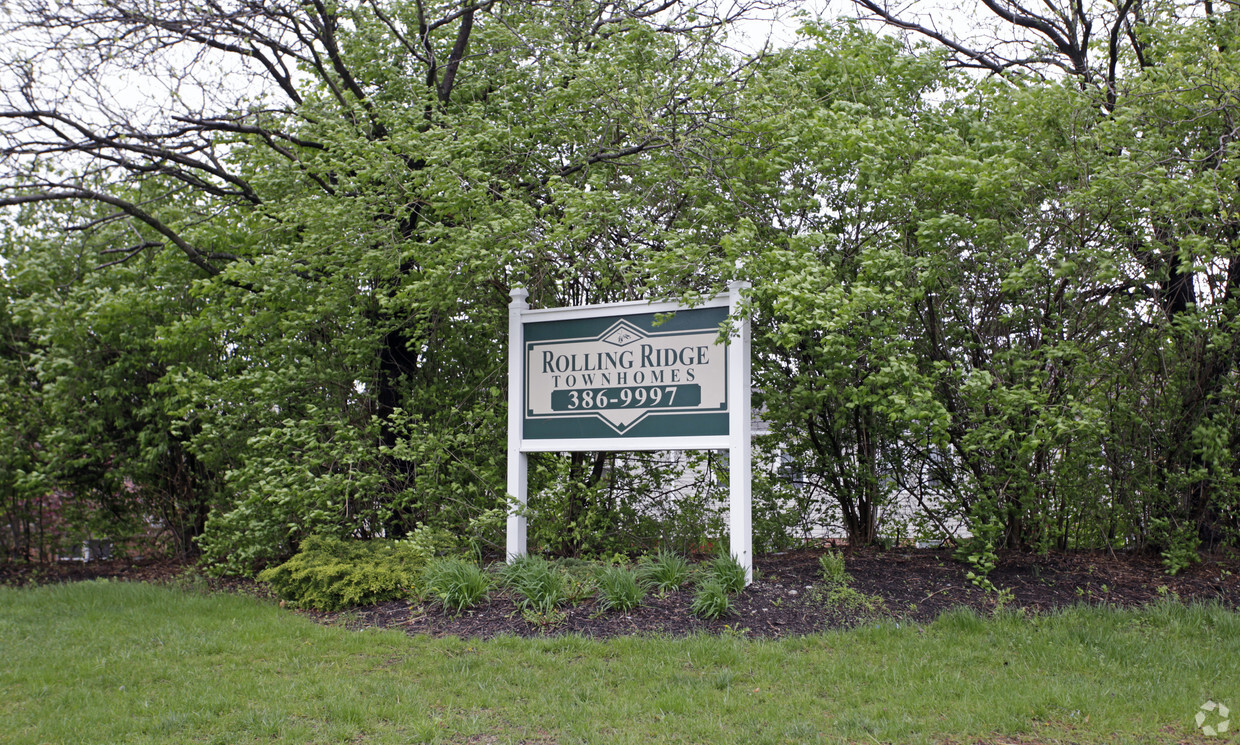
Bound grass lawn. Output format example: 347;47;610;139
2;579;1238;744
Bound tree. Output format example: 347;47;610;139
0;217;48;561
1;0;791;568
0;194;223;560
841;0;1240;549
633;9;1240;558
634;21;960;545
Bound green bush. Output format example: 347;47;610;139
1149;517;1202;575
637;549;690;593
595;565;646;613
691;580;734;619
257;535;429;611
422;557;491;613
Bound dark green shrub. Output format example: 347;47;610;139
422;557;491;613
595;565;646;612
257;535;429;611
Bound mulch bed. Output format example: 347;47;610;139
0;557;192;586
6;548;1239;640
318;548;1240;639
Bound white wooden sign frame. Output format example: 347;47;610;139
506;282;753;583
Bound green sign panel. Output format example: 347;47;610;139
523;306;729;440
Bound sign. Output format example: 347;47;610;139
523;306;729;440
506;285;754;584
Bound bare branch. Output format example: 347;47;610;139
849;0;1146;84
94;240;161;269
1;189;220;276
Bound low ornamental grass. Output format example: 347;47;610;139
422;557;491;613
707;551;747;595
688;551;747;619
500;554;566;613
690;580;734;619
637;549;690;592
594;565;646;613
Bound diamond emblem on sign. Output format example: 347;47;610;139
600;320;646;347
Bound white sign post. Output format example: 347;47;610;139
506;282;752;583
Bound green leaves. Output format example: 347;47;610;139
258;534;431;610
5;2;1240;569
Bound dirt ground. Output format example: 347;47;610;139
7;547;1238;640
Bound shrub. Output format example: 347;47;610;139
1150;517;1201;575
257;535;427;611
422;557;491;613
637;549;690;592
954;517;1002;593
707;551;747;595
595;565;646;613
691;580;734;619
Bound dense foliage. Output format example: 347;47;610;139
258;533;445;611
2;0;1239;572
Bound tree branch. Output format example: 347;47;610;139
94;240;162;270
1;190;221;276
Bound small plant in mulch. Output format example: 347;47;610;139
500;555;577;628
637;549;690;593
594;565;646;613
821;583;887;614
813;549;886;615
556;562;599;605
691;580;735;619
422;557;491;613
708;551;748;595
818;550;847;585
